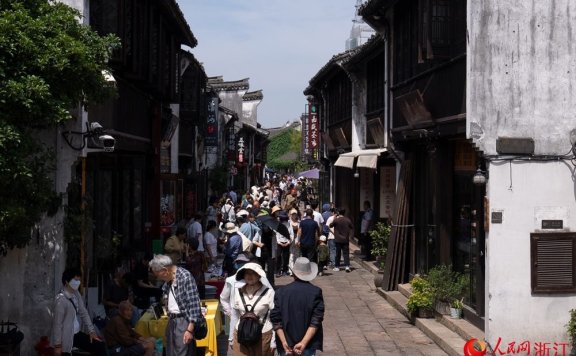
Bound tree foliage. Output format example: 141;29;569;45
267;128;303;171
0;0;120;254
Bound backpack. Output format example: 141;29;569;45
222;205;232;223
237;287;269;346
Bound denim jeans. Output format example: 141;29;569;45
278;349;316;356
328;239;336;266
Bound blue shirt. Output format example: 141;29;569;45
225;233;242;260
299;218;318;247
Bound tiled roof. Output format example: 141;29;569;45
358;0;398;17
307;50;355;88
341;34;383;67
163;0;197;47
243;90;263;101
208;77;250;91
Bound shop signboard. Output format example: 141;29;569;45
206;97;219;146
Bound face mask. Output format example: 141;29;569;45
69;279;81;291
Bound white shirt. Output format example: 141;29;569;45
326;215;336;240
233;286;275;333
204;230;218;258
313;211;324;228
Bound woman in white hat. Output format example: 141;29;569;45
233;263;275;356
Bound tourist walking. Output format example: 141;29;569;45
233;263;276;356
297;209;320;263
329;208;354;272
270;257;324;356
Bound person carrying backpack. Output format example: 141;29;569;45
233;263;276;356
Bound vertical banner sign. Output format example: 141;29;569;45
237;136;245;163
308;104;319;154
303;109;310;155
206;97;219;146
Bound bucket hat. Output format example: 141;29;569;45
290;257;318;281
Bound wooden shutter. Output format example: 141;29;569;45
531;232;576;294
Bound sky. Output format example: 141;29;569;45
179;0;358;129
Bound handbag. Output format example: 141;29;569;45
193;316;208;340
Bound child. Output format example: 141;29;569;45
317;235;329;276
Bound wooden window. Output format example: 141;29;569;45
366;52;385;113
531;232;576;294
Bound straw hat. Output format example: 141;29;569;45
289;257;318;282
271;206;282;214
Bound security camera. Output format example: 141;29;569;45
98;134;115;152
90;122;104;134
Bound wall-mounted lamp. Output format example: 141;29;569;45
62;121;115;152
472;167;487;186
354;170;360;178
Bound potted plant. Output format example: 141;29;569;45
406;275;435;318
427;264;469;315
566;309;576;355
450;298;464;319
369;222;391;270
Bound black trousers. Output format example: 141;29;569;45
61;332;107;355
276;245;290;273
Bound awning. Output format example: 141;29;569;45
334;155;355;169
334;148;388;170
357;155;378;169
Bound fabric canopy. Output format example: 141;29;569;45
356;155;379;170
297;168;320;179
334;148;388;170
334;155;355;169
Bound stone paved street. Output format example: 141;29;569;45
217;258;447;355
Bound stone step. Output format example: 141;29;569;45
416;317;467;356
377;288;410;319
398;283;412;299
377;282;485;356
438;313;484;342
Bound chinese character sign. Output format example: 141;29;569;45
237;136;245;163
308;104;319;152
206;97;219;147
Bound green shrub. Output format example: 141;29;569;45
406;275;434;314
427;265;469;303
567;309;576;346
369;222;391;269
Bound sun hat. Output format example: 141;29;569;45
221;222;238;234
236;262;267;281
289;208;298;215
289;257;318;282
237;209;249;217
271;206;282;214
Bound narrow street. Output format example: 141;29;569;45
218;257;447;356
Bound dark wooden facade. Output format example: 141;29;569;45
361;0;486;325
83;0;198;265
